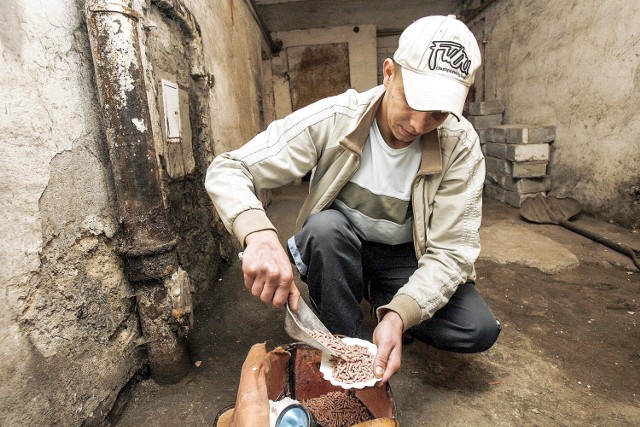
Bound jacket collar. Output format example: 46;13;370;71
340;86;386;155
418;129;443;175
340;86;443;176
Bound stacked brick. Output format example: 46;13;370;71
483;124;555;207
466;101;555;207
466;100;505;148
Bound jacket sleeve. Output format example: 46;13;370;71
378;128;485;330
205;101;334;246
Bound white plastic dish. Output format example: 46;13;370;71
319;337;379;390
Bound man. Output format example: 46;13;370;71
206;15;500;386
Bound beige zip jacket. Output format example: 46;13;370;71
205;85;485;331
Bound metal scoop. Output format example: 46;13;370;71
237;252;346;359
284;299;345;360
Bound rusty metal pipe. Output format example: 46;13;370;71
85;1;173;259
84;0;190;384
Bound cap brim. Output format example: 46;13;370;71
400;67;468;121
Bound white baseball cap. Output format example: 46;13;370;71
393;15;481;120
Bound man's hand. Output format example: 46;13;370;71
372;310;404;385
242;230;300;310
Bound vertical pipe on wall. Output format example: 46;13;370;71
84;0;190;384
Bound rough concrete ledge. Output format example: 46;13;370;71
480;223;580;273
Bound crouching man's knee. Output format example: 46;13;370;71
408;314;501;353
468;318;501;353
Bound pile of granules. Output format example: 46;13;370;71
302;391;373;427
305;329;375;384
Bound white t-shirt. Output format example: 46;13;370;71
332;119;422;244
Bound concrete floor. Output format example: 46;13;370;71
115;183;640;427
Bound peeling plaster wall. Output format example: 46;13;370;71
182;0;274;207
0;0;143;425
470;0;640;228
143;4;227;302
0;0;267;425
184;0;266;155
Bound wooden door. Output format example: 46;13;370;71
287;42;351;111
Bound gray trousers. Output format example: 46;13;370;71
288;209;500;353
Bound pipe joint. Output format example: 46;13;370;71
87;0;142;20
123;248;179;283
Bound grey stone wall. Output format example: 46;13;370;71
468;0;640;228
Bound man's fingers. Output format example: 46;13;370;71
267;282;290;307
374;364;385;378
382;347;402;384
288;283;300;311
243;258;287;295
251;281;264;297
373;349;390;379
242;266;262;295
374;347;401;385
239;231;296;308
241;259;253;290
372;311;404;384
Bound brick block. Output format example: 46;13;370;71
486;170;551;193
468;100;505;116
485;155;511;175
485;142;549;162
467;114;503;129
484;155;548;178
485;124;556;144
484;182;545;208
512;161;548;178
477;128;487;145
